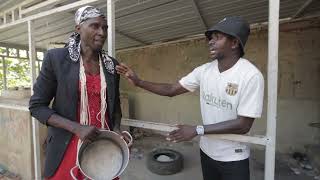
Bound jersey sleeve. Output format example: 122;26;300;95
179;65;204;92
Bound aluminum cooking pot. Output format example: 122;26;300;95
71;130;132;180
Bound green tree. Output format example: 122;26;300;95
0;47;43;90
6;57;31;88
0;47;5;89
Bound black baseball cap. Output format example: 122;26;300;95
205;16;250;57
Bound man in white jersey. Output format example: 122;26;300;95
116;16;264;180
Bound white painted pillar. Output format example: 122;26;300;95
29;21;37;83
3;12;7;24
28;20;41;180
19;6;22;19
107;0;115;57
11;10;15;22
265;0;279;180
2;57;7;90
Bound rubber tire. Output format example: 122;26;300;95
146;148;184;175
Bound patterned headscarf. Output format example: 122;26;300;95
75;6;105;25
66;5;114;74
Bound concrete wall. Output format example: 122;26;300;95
0;99;33;179
117;19;320;153
0;97;47;180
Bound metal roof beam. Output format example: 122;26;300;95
36;28;73;42
190;0;208;30
0;15;69;41
116;29;148;45
292;0;314;19
0;0;101;30
116;0;178;19
34;28;148;47
0;42;45;51
0;0;19;11
36;31;71;46
0;0;39;18
21;0;66;15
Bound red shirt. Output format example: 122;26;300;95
48;73;119;180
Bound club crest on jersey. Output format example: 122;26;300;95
225;83;238;96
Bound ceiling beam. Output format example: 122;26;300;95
36;30;71;44
0;0;19;12
0;0;39;17
116;0;178;19
0;15;69;41
0;0;101;30
2;19;148;47
0;42;46;51
35;28;73;42
34;28;148;46
292;0;314;19
190;0;207;31
21;0;66;15
116;29;148;45
0;0;180;46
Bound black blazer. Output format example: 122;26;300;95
29;48;122;178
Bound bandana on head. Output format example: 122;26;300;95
75;6;105;25
66;5;114;74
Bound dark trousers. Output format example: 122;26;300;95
200;149;250;180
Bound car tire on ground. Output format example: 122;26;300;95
146;148;184;175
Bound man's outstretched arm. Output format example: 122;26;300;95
116;63;188;97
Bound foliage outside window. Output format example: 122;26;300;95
0;47;6;56
0;47;43;90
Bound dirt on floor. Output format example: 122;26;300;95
120;133;319;180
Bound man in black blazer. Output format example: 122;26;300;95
29;6;129;179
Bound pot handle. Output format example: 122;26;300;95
70;166;79;180
70;166;90;180
122;131;133;146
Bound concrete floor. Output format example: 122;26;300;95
120;135;319;180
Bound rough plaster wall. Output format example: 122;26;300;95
0;108;33;180
117;22;320;152
0;98;47;179
246;26;320;152
118;39;208;125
